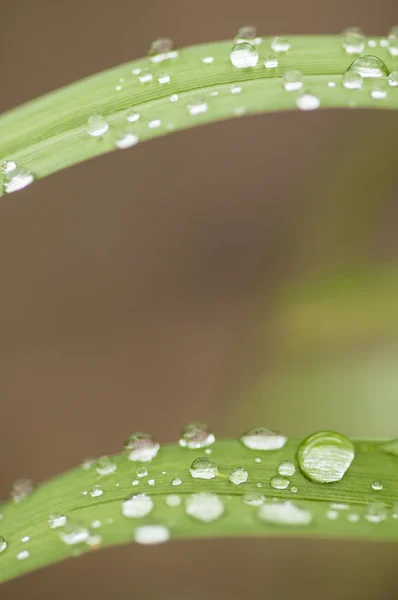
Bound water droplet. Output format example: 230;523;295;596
348;55;390;78
91;520;101;529
187;98;208;116
243;492;264;506
231;85;242;94
134;524;170;544
229;467;248;485
296;91;321;111
371;480;383;491
330;503;350;510
122;493;153;518
241;427;287;451
137;466;148;478
126;109;140;123
202;56;214;64
17;550;30;560
342;71;363;90
368;39;377;48
95;456;116;476
370;81;388;99
271;37;291;52
11;478;34;503
90;485;103;498
148;479;155;486
205;448;212;455
21;536;30;543
185;492;224;522
392;502;398;518
230;42;259;68
297;430;355;483
179;423;215;449
170;94;179;102
148;119;162;129
270;476;290;490
132;480;139;486
258;500;312;526
388;71;398;87
290;486;298;493
264;55;278;69
326;509;339;520
1;161;34;194
365;502;386;523
87;115;109;137
158;73;171;84
166;494;181;507
388;29;398;56
380;39;389;47
60;523;90;545
148;39;177;63
115;132;139;149
0;537;7;553
172;477;182;486
283;70;303;91
125;433;160;462
254;457;262;463
81;459;93;470
342;27;365;54
87;534;102;547
138;69;153;83
190;457;218;479
347;513;359;522
256;482;263;488
278;461;296;476
235;26;257;43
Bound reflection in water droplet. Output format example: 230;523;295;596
190;457;218;479
166;494;181;507
122;494;154;518
125;433;160;462
264;55;278;69
270;476;290;490
185;493;224;522
243;492;264;506
229;468;249;485
241;427;287;451
148;39;178;63
96;456;116;476
278;461;295;477
342;27;365;54
283;70;303;91
230;42;259;68
297;430;355;483
0;537;7;553
11;479;34;503
126;109;140;123
158;73;171;84
90;485;103;498
371;481;383;491
296;92;321;111
172;477;182;486
271;37;291;52
17;550;30;560
258;501;312;526
115;132;139;149
365;502;386;523
1;161;34;194
134;525;170;544
342;71;363;90
187;99;208;116
179;423;215;449
348;55;390;78
87;115;109;137
370;81;388;99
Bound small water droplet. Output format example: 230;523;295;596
258;500;312;526
125;433;160;462
231;85;242;94
296;91;321;111
126;109;140;123
392;502;398;518
230;42;259;68
87;115;109;137
132;480;139;486
158;73;171;84
255;457;262;463
348;55;390;78
328;81;336;88
17;550;30;560
388;28;398;56
297;430;355;483
21;536;30;543
81;459;93;470
371;480;383;491
60;522;90;545
179;423;215;449
330;503;350;510
137;467;148;478
290;486;298;493
283;70;303;91
170;94;179;102
278;461;296;477
166;494;181;507
365;502;386;523
138;69;153;83
256;482;263;488
122;493;154;518
172;477;182;486
1;161;34;194
0;537;7;553
148;479;155;486
342;27;365;54
96;456;116;476
185;492;224;522
235;26;257;43
271;37;291;52
187;98;208;116
342;71;363;90
264;55;278;69
326;509;339;520
148;119;162;129
370;81;388;99
202;56;214;64
270;476;290;490
229;467;248;485
90;485;103;498
205;448;212;455
91;520;101;529
347;513;360;522
148;39;177;63
115;132;139;149
388;71;398;87
190;457;218;479
241;427;287;451
134;524;170;544
11;479;34;503
243;492;264;506
368;39;377;48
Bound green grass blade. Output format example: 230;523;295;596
0;36;397;196
1;437;398;583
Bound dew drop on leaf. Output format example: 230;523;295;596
121;493;154;518
86;115;109;137
270;476;290;490
342;27;365;54
296;91;321;111
228;467;248;485
90;485;103;498
126;109;140;123
95;456;117;475
136;466;148;478
283;70;303;91
187;98;208;116
115;132;139;150
179;423;215;449
148;39;177;63
134;524;170;544
0;536;7;553
264;55;278;69
1;161;34;194
348;55;390;78
185;492;224;522
243;492;264;506
370;81;388;99
171;477;182;486
49;515;66;529
230;42;259;68
125;433;160;462
60;522;90;545
277;461;296;476
258;500;312;526
166;494;181;507
365;502;386;523
190;457;218;479
371;480;383;491
388;72;398;87
271;37;291;52
16;550;30;560
240;427;287;451
11;478;34;503
235;25;257;43
342;71;363;90
297;430;355;483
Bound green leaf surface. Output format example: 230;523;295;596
1;437;398;583
0;36;397;196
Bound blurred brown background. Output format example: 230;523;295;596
1;0;398;598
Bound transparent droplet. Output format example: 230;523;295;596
270;476;290;490
87;534;102;548
179;423;215;449
95;456;116;476
187;98;208;116
392;502;398;518
148;39;177;63
271;37;291;52
158;73;171;84
91;520;101;528
125;433;160;462
49;515;66;529
115;132;139;149
365;502;386;523
1;161;34;194
134;524;170;544
81;459;93;470
368;39;377;48
202;56;214;64
388;72;398;87
148;479;155;486
11;478;34;503
371;480;383;491
229;467;248;485
126;109;140;123
230;42;259;68
132;480;139;486
166;494;181;507
283;70;303;91
138;69;153;83
240;427;287;451
342;71;363;90
87;115;109;137
243;492;264;506
388;36;398;57
60;522;90;545
258;500;312;526
185;492;224;522
278;461;296;477
330;503;350;510
370;81;388;99
122;493;154;518
148;119;161;129
264;55;278;69
21;536;30;543
171;477;182;486
256;482;263;488
235;26;257;43
170;94;179;102
137;466;148;478
90;485;103;498
190;457;218;479
290;486;298;493
296;91;321;111
342;27;365;54
348;55;390;78
328;81;336;88
17;550;30;560
297;430;355;483
0;537;7;553
231;85;242;94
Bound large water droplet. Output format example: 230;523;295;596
185;492;224;522
365;502;386;523
240;427;287;451
190;457;218;479
271;37;291;52
297;430;355;483
122;493;154;518
342;27;365;54
136;466;148;478
134;524;170;544
1;161;34;194
283;70;303;91
96;456;117;475
278;461;295;476
342;71;363;90
179;423;215;449
11;479;34;503
348;55;390;78
229;467;248;485
230;42;259;68
87;115;109;137
125;433;160;462
270;476;290;490
296;92;321;111
148;39;178;63
90;485;103;498
258;500;312;526
0;536;7;553
60;522;90;545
